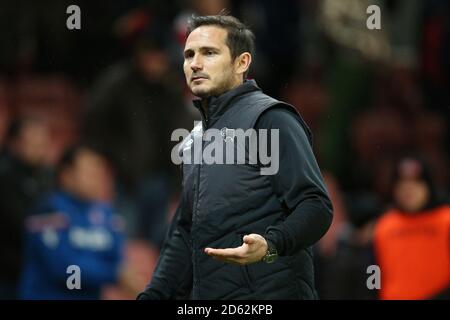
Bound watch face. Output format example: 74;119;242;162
265;254;278;264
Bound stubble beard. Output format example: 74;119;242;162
190;71;237;99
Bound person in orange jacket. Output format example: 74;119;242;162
373;156;449;300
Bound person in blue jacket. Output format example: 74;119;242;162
19;144;124;299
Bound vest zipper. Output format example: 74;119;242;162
192;107;207;297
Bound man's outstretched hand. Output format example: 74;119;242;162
204;234;268;265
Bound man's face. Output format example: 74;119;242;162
183;25;239;98
137;49;169;82
394;178;429;212
14;120;51;166
63;149;115;202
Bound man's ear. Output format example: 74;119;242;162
235;52;252;76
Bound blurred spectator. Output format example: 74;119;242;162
237;0;301;97
316;172;348;258
0;79;9;146
82;16;196;247
315;172;382;300
0;116;53;299
317;192;382;299
19;145;124;299
101;239;160;299
373;156;450;299
421;0;450;154
281;73;329;135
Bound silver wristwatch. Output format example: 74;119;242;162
262;240;278;264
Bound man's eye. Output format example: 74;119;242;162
206;50;215;55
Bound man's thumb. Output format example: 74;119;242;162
243;235;255;245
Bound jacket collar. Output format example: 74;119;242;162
192;79;261;127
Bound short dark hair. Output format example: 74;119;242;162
6;116;44;142
56;144;110;175
56;144;84;175
186;14;255;78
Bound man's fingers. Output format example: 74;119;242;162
205;248;245;265
205;247;242;259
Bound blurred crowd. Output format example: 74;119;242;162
0;0;448;299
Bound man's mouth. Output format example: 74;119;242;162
192;75;208;81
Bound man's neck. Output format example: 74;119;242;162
201;80;244;112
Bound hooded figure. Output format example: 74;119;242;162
389;156;442;212
373;156;450;300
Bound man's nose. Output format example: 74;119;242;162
190;55;203;71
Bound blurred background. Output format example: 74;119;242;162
0;0;448;299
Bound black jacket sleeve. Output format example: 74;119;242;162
137;191;192;299
255;107;333;256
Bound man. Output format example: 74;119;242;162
0;117;53;298
138;14;333;300
374;156;450;300
83;17;195;248
19;145;124;299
